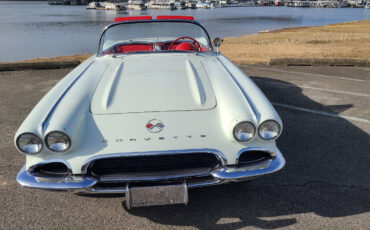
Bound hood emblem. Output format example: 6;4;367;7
146;119;164;133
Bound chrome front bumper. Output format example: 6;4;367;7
17;149;285;193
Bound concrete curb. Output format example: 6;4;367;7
0;60;81;72
268;58;370;67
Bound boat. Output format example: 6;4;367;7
196;1;213;8
174;1;187;9
104;2;126;10
147;0;177;10
185;1;197;9
86;2;101;9
48;0;64;5
127;0;147;10
365;2;370;8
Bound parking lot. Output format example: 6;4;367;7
0;65;369;229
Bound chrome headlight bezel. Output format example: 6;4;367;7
45;131;71;153
16;133;43;155
233;121;256;142
258;120;281;140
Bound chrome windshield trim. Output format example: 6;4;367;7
81;148;228;174
97;19;214;56
235;147;276;165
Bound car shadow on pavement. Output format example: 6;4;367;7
126;76;370;229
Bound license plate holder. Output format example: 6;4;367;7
125;182;188;209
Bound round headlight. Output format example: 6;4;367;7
233;121;255;142
258;120;281;140
45;131;71;153
16;133;43;154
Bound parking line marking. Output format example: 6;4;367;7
249;66;370;83
273;103;370;124
259;80;370;97
299;85;370;97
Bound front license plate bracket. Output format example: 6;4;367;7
125;181;188;209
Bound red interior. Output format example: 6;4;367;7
114;16;152;23
155;16;194;21
110;42;209;54
115;44;153;53
109;16;209;54
175;42;198;51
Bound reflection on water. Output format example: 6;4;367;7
0;1;368;61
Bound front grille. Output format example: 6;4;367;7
88;153;221;177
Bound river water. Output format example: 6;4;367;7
0;1;368;61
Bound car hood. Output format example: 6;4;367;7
90;54;216;114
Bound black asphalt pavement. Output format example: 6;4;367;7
0;65;369;229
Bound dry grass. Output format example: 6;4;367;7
5;20;370;65
13;54;90;64
220;20;370;64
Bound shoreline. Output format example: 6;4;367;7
1;20;369;70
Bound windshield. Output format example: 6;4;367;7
98;21;212;56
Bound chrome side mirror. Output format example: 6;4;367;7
213;37;224;53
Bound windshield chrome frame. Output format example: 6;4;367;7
97;19;214;56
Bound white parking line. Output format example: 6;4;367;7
250;66;370;83
261;80;370;97
273;103;370;124
299;85;370;97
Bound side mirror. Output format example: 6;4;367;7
213;37;224;53
213;37;224;48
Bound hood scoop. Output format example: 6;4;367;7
90;55;216;114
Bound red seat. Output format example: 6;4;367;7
175;42;198;51
116;44;153;53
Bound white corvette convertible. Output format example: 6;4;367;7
15;16;285;208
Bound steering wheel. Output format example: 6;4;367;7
168;36;201;51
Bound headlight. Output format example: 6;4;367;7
258;120;281;140
16;133;43;154
233;121;255;142
45;131;71;153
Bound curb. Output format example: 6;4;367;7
0;61;81;72
268;58;370;67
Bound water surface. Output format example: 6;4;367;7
0;1;368;61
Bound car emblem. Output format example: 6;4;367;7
145;119;164;133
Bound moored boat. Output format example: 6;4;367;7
127;0;147;10
104;2;126;10
86;2;100;9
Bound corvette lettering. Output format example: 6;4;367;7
102;135;207;143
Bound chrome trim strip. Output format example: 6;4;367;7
97;20;214;56
80;148;228;174
216;57;261;122
100;168;211;182
235;147;276;165
126;183;130;209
